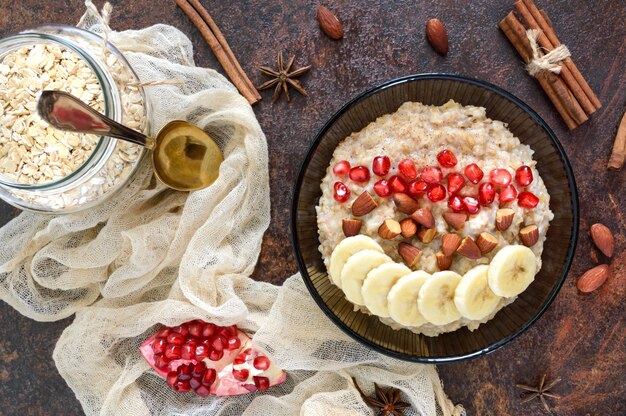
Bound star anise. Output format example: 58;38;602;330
517;374;561;413
352;377;410;416
257;50;311;102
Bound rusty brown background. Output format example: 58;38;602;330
0;0;624;415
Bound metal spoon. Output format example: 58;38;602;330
37;90;223;191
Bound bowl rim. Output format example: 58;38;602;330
290;73;579;363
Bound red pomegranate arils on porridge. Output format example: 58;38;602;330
518;191;539;208
464;163;484;184
437;149;458;167
421;166;443;184
515;165;534;187
408;180;428;197
332;160;351;176
349;166;370;183
372;156;390;176
398;159;418;180
373;179;391;197
447;195;466;212
446;173;465;194
427;184;447;202
388;175;408;193
478;182;496;206
333;182;350;202
498;184;517;203
489;168;512;187
463;196;480;214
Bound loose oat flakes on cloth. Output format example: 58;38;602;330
1;2;463;415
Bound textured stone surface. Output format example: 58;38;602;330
0;0;624;414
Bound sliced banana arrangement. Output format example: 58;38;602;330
328;236;538;329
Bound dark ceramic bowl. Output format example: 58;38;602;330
291;74;579;363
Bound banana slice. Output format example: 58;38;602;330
454;265;502;320
417;271;462;325
341;250;393;305
387;270;431;327
329;236;384;288
362;263;412;318
488;245;537;297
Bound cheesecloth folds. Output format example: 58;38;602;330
1;2;464;415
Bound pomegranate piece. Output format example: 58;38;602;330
398;159;418;180
489;168;512;187
388;175;408;193
464;163;484;184
498;185;518;203
437;149;458;167
515;165;534;187
462;196;480;215
333;181;350;203
349;166;370;183
427;184;447;202
333;160;351;176
446;173;465;194
167;332;185;346
408;180;428;198
478;182;496;206
373;179;391;197
140;321;286;397
372;156;390;176
518;191;539;208
447;195;466;212
421;166;443;184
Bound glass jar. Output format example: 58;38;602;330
0;25;150;213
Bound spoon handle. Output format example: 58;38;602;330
37;90;155;149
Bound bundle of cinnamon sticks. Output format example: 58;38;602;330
499;0;601;130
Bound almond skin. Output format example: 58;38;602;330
378;219;401;239
393;193;419;214
577;264;609;293
342;218;362;237
317;6;344;40
398;242;422;267
476;232;498;254
417;226;437;244
519;225;539;247
351;192;377;217
436;251;452;270
411;208;435;228
590;223;615;257
496;208;515;231
441;233;462;256
426;18;448;55
443;212;467;230
456;236;481;259
400;218;418;238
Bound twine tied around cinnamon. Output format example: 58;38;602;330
525;29;571;76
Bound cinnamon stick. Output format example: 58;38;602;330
608;111;626;170
175;0;261;105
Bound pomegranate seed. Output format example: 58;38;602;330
201;323;217;339
154;355;171;369
518;191;539;208
165;344;182;360
195;344;209;360
156;327;172;339
202;368;217;386
463;196;480;214
464;163;484;184
427;184;447;202
499;185;518;203
191;362;206;378
177;364;193;381
489;168;512;187
187;321;203;338
253;356;271;371
446;173;465;194
373;179;391;197
421;166;443;184
372;156;390;176
349;166;370;183
166;332;184;346
333;160;351;176
172;325;189;337
388;175;407;193
212;335;226;352
181;342;196;360
208;349;224;361
437;149;458;167
152;338;167;355
253;376;270;391
398;159;418;180
232;368;250;381
226;336;241;350
243;348;252;355
333;181;350;202
515;165;534;187
166;371;178;388
447;195;466;212
190;377;201;390
174;380;192;392
222;325;238;337
478;182;496;206
195;385;211;397
234;353;247;365
406;180;427;198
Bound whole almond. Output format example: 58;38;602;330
443;212;467;230
398;242;422;267
577;264;609;293
351;192;377;216
417;226;437;244
496;208;515;231
456;236;482;259
519;225;539;247
317;6;344;40
400;218;418;238
393;193;419;214
476;232;498;254
436;251;453;270
378;219;401;239
411;207;435;228
425;18;448;55
342;218;362;237
590;223;614;257
441;233;462;256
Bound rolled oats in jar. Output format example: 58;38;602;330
0;25;150;213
